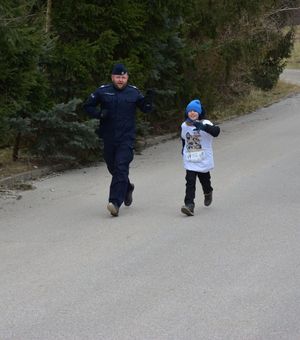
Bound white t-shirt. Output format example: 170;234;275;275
181;120;214;172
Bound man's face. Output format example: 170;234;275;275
111;74;129;89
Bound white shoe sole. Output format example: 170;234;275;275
107;203;119;216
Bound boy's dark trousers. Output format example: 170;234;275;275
184;170;213;206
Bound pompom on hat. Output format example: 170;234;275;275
111;63;128;75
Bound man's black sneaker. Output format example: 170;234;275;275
181;204;194;216
107;202;119;217
124;184;134;206
204;191;213;206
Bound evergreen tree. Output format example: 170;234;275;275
0;0;51;154
44;0;189;131
26;99;100;161
0;0;298;164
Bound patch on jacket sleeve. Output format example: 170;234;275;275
128;85;138;90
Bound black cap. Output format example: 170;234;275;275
111;63;128;75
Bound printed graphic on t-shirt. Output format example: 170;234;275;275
185;131;204;162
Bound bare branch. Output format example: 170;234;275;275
267;6;300;17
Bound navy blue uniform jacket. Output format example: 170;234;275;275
84;84;152;145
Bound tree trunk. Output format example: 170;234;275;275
12;133;21;161
45;0;52;33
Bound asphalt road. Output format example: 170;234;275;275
280;68;300;85
1;78;300;339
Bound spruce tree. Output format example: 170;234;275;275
0;0;51;156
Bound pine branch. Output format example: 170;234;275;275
0;13;38;26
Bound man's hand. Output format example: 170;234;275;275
143;89;156;113
100;108;108;119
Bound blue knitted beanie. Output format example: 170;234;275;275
185;99;202;116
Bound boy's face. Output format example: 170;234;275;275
187;110;199;121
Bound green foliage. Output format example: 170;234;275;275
0;0;298;164
23;99;100;161
47;0;120;101
0;0;52;146
33;99;99;161
180;0;297;109
47;0;188;105
251;30;294;90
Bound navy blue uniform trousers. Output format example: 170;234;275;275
103;142;134;207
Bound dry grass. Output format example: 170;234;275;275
212;81;300;122
0;148;37;179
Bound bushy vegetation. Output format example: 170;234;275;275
0;0;298;162
287;25;300;68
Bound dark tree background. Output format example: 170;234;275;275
0;0;298;161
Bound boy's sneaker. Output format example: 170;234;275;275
124;183;134;206
107;202;119;217
181;204;194;216
204;191;213;206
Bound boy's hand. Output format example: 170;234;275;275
193;121;205;131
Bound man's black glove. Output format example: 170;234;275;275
193;121;206;131
143;89;156;113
